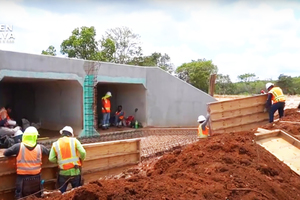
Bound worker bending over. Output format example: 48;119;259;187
197;114;210;139
265;82;286;123
49;126;86;193
101;92;112;130
0;105;21;137
3;126;49;199
115;105;125;127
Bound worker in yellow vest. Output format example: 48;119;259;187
101;91;112;130
197;114;210;139
3;126;49;199
265;83;286;123
49;126;86;193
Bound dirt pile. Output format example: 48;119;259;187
27;131;300;200
282;108;300;122
261;109;300;136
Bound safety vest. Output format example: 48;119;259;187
198;124;209;139
16;143;42;175
53;137;81;170
116;111;124;120
269;87;286;104
102;99;111;113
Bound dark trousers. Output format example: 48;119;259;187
269;102;285;123
58;174;81;193
15;174;41;199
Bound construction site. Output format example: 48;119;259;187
1;50;300;200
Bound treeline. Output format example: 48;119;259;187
42;26;174;73
215;73;300;95
41;26;299;95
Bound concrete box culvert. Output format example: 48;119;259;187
96;82;147;128
0;77;83;137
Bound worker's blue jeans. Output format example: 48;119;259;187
102;113;110;127
269;102;285;123
58;174;81;193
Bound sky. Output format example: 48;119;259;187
1;0;300;82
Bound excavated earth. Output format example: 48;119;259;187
27;130;300;200
261;109;300;137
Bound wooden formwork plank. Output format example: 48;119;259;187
208;94;268;133
210;112;268;131
210;104;266;121
255;129;300;175
208;94;267;113
0;138;141;197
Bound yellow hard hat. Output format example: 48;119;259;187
22;126;39;147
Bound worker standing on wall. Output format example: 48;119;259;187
197;114;210;139
3;126;49;199
101;91;112;130
265;82;286;123
49;126;86;194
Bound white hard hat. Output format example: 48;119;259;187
24;126;39;136
197;115;206;122
266;82;274;90
106;91;112;97
14;130;23;137
60;126;74;137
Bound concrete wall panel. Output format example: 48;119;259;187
146;68;217;127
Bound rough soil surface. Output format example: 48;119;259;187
261;109;300;136
27;131;300;200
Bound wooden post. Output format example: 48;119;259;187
208;74;217;97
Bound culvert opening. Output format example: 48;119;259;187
0;77;83;138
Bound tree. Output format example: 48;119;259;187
60;26;99;60
97;38;116;62
101;26;142;64
41;45;56;56
276;74;294;94
215;74;234;95
237;73;257;82
176;59;218;93
129;52;174;73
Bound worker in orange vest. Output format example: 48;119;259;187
101;91;112;130
3;126;49;199
114;105;125;127
265;83;286;123
197;114;210;139
49;126;86;193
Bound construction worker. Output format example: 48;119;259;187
197;114;210;139
49;126;86;194
114;105;125;127
265;82;286;123
101;91;112;130
3;126;49;199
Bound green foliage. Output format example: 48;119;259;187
237;73;257;82
129;52;174;73
215;74;235;95
102;26;142;64
41;45;56;56
60;26;99;60
176;59;218;93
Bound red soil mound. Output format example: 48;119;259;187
282;108;300;122
27;132;300;200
